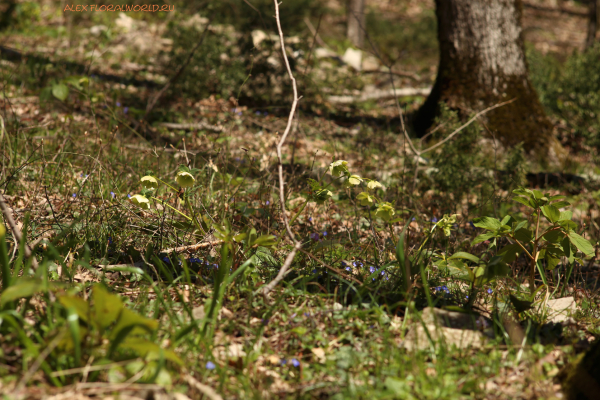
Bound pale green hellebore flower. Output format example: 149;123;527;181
367;180;382;190
346;175;363;186
356;192;373;206
130;194;151;210
314;188;333;204
329;160;348;177
176;171;195;188
140;175;158;190
375;202;395;221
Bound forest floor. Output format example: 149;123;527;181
0;0;599;399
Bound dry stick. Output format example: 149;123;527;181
0;192;38;270
258;0;303;297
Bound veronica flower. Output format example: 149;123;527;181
110;191;115;198
487;288;493;294
369;266;376;274
123;107;129;114
291;358;300;367
72;193;77;198
206;361;216;370
310;232;320;241
431;217;438;223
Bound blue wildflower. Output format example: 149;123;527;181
323;231;327;236
369;266;376;274
308;217;312;222
291;358;300;367
310;232;320;241
72;193;76;198
304;312;310;317
280;359;287;366
431;217;438;223
116;102;121;107
127;194;131;198
123;107;128;114
110;191;115;198
487;288;493;294
255;111;262;116
266;200;270;206
206;361;216;370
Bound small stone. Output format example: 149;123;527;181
546;297;576;323
342;48;362;71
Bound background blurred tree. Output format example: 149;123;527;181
347;0;365;48
0;0;15;31
414;0;559;156
586;0;599;49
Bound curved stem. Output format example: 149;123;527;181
150;197;192;221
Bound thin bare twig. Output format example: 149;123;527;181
0;192;39;270
258;0;303;297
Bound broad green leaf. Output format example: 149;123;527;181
514;228;533;243
543;229;562;243
545;255;560;271
561;236;573;264
448;252;480;263
0;279;46;304
472;232;496;244
252;235;277;248
498;243;521;263
512;188;533;197
473;217;501;231
512;196;534;208
92;285;123;329
111;307;159;339
559;210;573;221
532;189;543;199
52;83;69;101
552;201;571;209
58;295;90;323
513;220;528;232
541;205;560;223
509;294;533;313
475;256;509;285
568;232;595;256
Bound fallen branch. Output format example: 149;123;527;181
0;192;38;270
184;374;223;400
328;87;431;104
157;121;224;133
162;240;224;254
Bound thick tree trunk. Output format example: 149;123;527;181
414;0;554;153
585;0;598;49
347;0;365;48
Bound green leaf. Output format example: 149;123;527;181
475;256;509;285
111;307;159;339
559;210;573;221
543;229;562;243
0;279;46;304
252;235;277;249
52;83;69;101
448;252;480;263
552;201;571;209
568;232;595;256
58;295;90;323
512;196;534;208
541;205;560;223
498;243;521;263
532;189;544;199
472;232;496;244
92;285;123;329
356;192;374;207
545;255;560;271
509;294;533;313
561;236;573;264
514;228;533;243
473;217;501;231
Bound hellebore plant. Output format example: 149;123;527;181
129;165;207;234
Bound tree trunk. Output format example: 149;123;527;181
414;0;554;153
347;0;365;48
585;0;598;49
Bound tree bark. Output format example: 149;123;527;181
347;0;365;48
414;0;554;153
585;0;598;49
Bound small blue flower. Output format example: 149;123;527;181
262;318;269;326
255;111;262;116
206;361;216;370
323;231;327;236
72;193;77;198
280;359;287;365
116;102;121;107
312;269;317;274
308;217;312;222
123;107;129;114
304;312;310;317
412;217;416;221
110;191;115;198
431;217;438;223
369;266;376;274
291;358;300;367
310;232;320;241
127;194;131;198
237;111;242;116
487;288;493;294
466;295;469;299
162;257;170;263
266;200;270;206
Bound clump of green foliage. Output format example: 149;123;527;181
528;44;600;152
500;143;527;191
